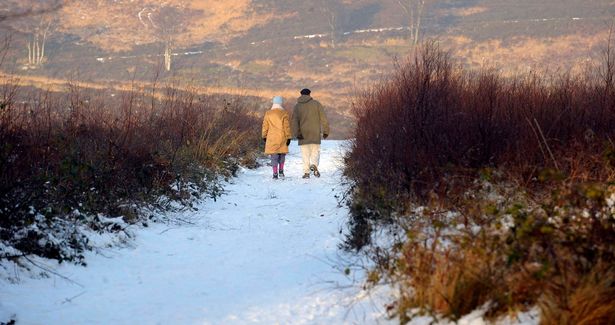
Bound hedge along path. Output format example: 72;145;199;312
0;140;394;325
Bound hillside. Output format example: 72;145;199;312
1;0;614;137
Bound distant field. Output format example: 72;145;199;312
0;0;613;128
0;72;354;139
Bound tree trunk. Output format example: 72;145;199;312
33;37;39;65
329;12;336;48
27;41;32;65
413;0;425;46
398;0;426;47
40;26;49;65
164;44;171;71
414;14;421;45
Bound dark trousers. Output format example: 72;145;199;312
270;154;286;174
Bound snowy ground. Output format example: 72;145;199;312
0;141;395;325
0;140;539;325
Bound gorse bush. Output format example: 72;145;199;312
345;43;615;322
0;83;260;263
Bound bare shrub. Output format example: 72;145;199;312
0;81;259;262
346;42;615;322
344;42;615;248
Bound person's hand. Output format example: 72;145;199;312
297;134;304;140
263;138;267;143
286;139;291;146
323;134;328;139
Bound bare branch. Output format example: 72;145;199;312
398;0;430;46
0;33;11;67
320;0;340;48
396;0;411;16
150;6;188;72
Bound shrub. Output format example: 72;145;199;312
344;42;615;249
0;82;260;261
378;180;615;322
345;43;615;322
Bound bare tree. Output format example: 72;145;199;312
151;6;187;72
320;1;341;48
163;42;172;71
1;1;61;68
397;0;427;46
26;16;53;67
326;9;337;48
0;34;11;68
600;20;615;89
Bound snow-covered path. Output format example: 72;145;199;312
0;141;393;325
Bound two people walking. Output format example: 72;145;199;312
261;88;330;179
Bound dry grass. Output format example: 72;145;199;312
0;72;300;105
395;239;504;320
539;265;615;325
183;0;273;43
443;31;609;75
382;180;615;322
454;6;489;17
53;0;271;51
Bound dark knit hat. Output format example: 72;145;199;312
300;88;311;95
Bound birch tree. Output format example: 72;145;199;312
26;17;53;67
320;1;341;48
151;6;187;72
1;0;61;68
397;0;428;46
11;12;56;68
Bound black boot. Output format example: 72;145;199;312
273;172;278;179
278;170;285;178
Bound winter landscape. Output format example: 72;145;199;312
1;1;615;325
0;143;540;324
0;142;392;324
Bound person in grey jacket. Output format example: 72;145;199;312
292;88;330;179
